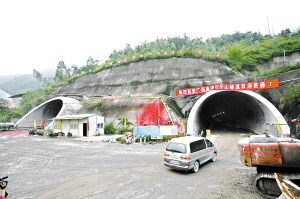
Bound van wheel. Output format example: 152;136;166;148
211;152;217;162
193;161;199;173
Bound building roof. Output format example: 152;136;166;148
9;93;24;98
53;114;103;120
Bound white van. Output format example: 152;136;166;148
164;137;217;173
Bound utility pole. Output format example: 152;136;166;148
267;17;270;35
265;25;266;35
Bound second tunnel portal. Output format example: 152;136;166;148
187;90;289;137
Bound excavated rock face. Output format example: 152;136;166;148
55;57;300;129
55;57;248;97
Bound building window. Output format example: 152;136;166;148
70;123;79;130
54;124;59;130
97;123;104;128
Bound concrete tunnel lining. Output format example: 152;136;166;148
187;90;289;137
15;97;81;129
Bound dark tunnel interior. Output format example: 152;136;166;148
198;91;265;132
42;100;63;126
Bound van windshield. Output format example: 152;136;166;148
166;142;186;153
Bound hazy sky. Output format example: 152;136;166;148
0;0;299;76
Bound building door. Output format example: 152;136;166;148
83;123;87;136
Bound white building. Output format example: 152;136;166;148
52;114;105;137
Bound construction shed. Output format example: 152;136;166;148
52;114;105;137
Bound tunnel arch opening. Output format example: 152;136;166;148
15;97;81;129
42;100;63;127
187;90;289;137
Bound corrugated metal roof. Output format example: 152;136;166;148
53;114;102;120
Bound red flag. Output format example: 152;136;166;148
216;52;221;56
189;49;192;53
198;50;203;54
179;49;183;54
42;120;45;128
164;51;168;55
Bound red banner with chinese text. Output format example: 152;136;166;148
175;79;279;96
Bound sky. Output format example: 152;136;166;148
0;0;299;76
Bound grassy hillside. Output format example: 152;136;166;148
61;29;300;81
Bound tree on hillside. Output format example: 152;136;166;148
57;60;66;70
54;60;67;82
71;64;78;76
33;69;43;81
279;28;292;37
86;56;99;66
33;69;51;87
227;44;243;61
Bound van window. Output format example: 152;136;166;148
205;139;214;147
166;142;186;153
190;141;198;153
190;139;206;153
199;139;206;150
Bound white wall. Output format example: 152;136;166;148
53;115;105;137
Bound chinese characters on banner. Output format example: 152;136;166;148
175;79;279;96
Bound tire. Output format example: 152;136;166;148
193;161;200;173
43;132;49;137
211;152;217;162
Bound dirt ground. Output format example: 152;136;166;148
0;131;263;199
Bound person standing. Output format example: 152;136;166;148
0;181;7;199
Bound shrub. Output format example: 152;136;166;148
146;135;151;142
283;82;300;114
260;62;300;77
96;101;102;106
179;132;185;137
104;122;116;134
117;126;133;135
81;100;91;105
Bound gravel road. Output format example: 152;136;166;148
1;131;263;199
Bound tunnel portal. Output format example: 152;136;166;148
15;97;81;129
199;91;264;131
187;90;289;137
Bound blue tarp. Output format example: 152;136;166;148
133;126;160;136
